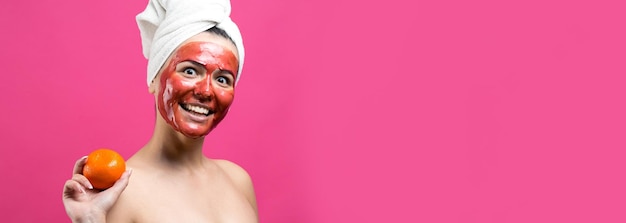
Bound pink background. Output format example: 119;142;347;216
1;0;625;222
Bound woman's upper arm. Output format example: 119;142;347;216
215;159;258;212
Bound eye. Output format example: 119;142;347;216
183;68;197;76
216;76;230;85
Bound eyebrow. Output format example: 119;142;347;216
182;60;206;67
181;60;236;78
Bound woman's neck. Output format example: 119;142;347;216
137;117;208;169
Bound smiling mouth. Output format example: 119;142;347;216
179;103;214;116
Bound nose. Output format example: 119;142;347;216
193;77;213;99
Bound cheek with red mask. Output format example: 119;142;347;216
156;41;239;138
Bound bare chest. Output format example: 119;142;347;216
124;174;257;223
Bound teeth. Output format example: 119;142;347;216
183;104;210;115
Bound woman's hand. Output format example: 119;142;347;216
62;156;132;223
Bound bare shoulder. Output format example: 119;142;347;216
106;161;154;223
106;166;142;223
107;188;135;223
213;159;258;212
214;159;252;183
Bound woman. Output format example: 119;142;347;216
62;0;257;222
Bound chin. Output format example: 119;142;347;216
178;129;210;139
182;133;206;139
176;125;216;139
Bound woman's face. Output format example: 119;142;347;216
154;33;239;138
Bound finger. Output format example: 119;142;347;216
110;169;132;193
103;169;132;198
63;179;85;199
72;156;88;175
72;173;94;190
97;169;132;209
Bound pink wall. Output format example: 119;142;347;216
1;0;625;222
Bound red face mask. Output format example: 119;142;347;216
157;41;239;138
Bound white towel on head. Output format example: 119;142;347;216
136;0;245;86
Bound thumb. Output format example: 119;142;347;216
97;169;132;208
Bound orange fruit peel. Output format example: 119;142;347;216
83;148;126;190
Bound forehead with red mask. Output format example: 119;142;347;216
156;40;239;138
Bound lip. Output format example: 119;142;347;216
183;102;212;113
178;103;213;122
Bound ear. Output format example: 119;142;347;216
148;79;157;94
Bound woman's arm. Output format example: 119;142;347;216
63;156;132;223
